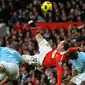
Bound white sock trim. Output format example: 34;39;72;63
28;20;33;24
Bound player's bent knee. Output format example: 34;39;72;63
0;64;5;72
22;55;31;63
22;55;29;63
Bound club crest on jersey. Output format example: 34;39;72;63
58;61;62;66
56;54;59;57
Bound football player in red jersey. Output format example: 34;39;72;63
22;20;81;85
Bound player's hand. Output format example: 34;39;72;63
78;47;83;51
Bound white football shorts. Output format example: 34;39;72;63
70;73;85;85
0;73;6;81
0;61;19;80
23;39;52;65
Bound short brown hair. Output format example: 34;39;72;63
10;41;20;50
63;41;69;51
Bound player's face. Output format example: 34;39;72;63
57;41;64;52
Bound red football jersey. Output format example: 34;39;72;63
42;47;80;85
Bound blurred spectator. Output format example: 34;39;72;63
43;26;51;40
10;11;18;26
13;21;21;31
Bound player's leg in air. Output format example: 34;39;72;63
28;20;51;50
22;20;52;65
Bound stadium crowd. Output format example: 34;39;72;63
0;0;85;85
0;0;85;24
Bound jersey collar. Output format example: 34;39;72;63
60;50;69;55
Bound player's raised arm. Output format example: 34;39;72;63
68;47;83;53
56;65;63;85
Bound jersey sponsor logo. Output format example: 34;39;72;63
58;61;62;66
56;54;58;57
52;50;57;58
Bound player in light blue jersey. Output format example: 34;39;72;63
0;41;24;85
68;51;85;85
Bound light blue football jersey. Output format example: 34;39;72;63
70;52;85;73
0;47;24;67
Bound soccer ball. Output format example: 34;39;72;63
41;1;52;13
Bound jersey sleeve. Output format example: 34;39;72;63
56;56;63;85
56;65;63;85
63;47;80;60
68;47;80;53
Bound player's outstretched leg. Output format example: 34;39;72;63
28;20;51;48
28;20;44;43
24;20;52;66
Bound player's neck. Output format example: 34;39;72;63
58;49;64;52
59;50;68;55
